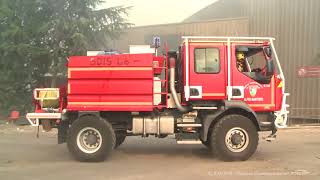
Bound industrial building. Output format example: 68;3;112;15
113;0;320;122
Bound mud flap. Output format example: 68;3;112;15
58;120;69;144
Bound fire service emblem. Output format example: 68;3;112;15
249;86;257;97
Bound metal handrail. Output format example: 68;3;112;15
182;36;275;41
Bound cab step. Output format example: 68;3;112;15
192;107;217;110
175;132;201;144
177;123;202;127
177;140;202;144
260;122;272;125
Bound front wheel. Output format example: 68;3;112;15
209;114;259;161
67;115;115;162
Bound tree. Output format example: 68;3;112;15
0;0;130;115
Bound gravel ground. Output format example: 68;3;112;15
0;124;319;180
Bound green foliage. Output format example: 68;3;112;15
0;0;130;115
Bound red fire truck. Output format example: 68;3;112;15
26;36;289;162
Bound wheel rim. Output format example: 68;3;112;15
225;127;249;152
76;127;102;154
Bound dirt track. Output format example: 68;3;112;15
0;124;319;180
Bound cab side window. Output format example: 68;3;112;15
236;46;274;84
195;48;220;73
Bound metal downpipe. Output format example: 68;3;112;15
169;58;190;112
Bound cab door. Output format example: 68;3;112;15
188;43;226;100
231;44;276;112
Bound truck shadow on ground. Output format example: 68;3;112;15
115;142;216;160
112;136;266;161
114;145;268;163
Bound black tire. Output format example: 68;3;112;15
209;114;259;161
114;132;126;149
67;115;115;162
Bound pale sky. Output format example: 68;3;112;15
102;0;217;26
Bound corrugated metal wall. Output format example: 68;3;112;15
185;0;320;120
247;0;320;119
113;18;249;52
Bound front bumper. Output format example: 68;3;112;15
274;93;290;128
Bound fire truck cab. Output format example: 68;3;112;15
26;36;289;162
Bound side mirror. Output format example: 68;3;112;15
266;59;275;77
263;46;274;76
253;59;274;84
263;47;272;58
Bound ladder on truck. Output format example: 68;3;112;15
153;46;169;109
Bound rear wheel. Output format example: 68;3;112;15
67;115;115;162
209;114;258;161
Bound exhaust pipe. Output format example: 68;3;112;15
169;57;190;112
